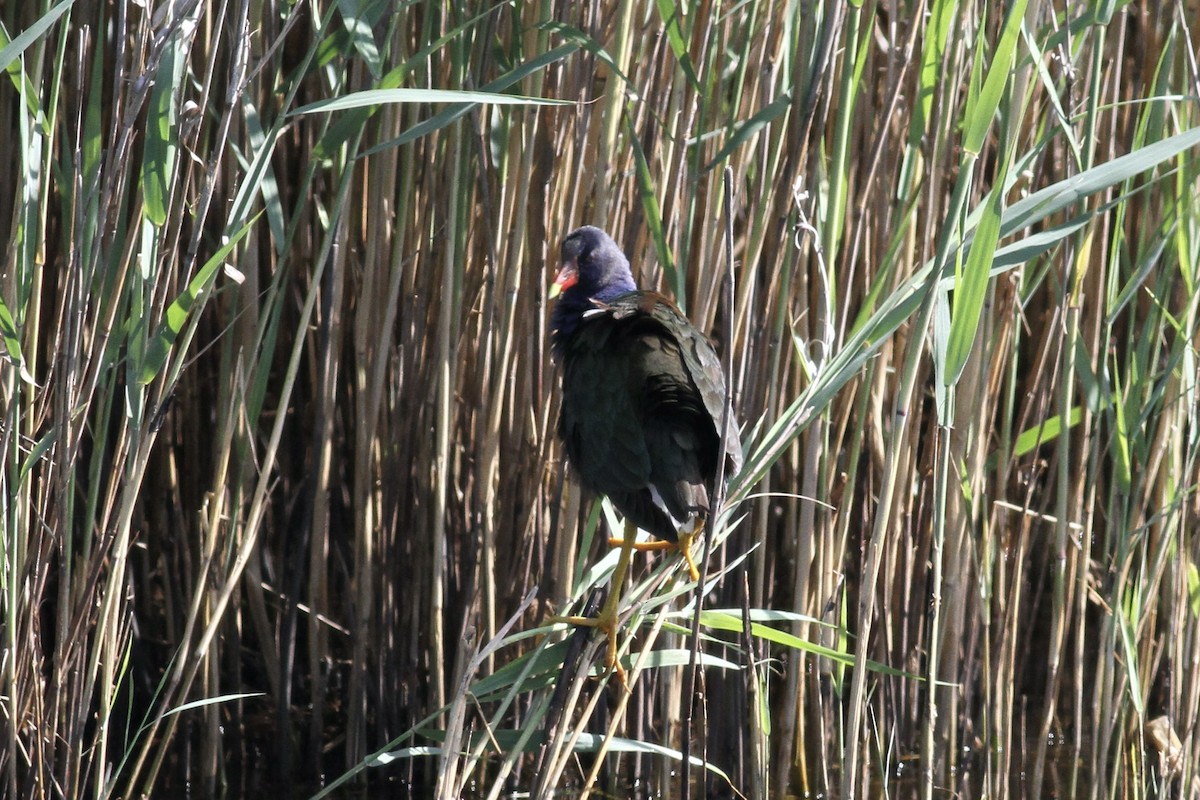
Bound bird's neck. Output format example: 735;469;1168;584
550;281;637;358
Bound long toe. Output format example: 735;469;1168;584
548;595;627;684
609;537;675;552
597;609;627;686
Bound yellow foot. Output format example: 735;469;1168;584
675;527;701;582
550;520;637;687
607;530;702;582
606;536;673;551
549;608;626;686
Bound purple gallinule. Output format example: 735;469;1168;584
549;225;742;680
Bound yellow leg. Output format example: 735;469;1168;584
550;520;637;684
606;518;704;582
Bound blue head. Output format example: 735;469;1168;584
549;226;637;351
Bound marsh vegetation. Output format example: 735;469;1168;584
1;0;1199;797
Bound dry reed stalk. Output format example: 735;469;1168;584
1;2;1198;798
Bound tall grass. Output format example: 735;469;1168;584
1;0;1198;798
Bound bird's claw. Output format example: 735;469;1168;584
548;611;628;687
606;531;702;582
676;527;702;582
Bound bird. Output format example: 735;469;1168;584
548;225;742;681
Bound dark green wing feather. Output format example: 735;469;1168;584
640;297;743;477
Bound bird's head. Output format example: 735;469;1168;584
550;226;636;304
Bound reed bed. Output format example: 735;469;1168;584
1;0;1198;798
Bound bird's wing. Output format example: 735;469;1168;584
641;297;744;476
561;293;741;535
